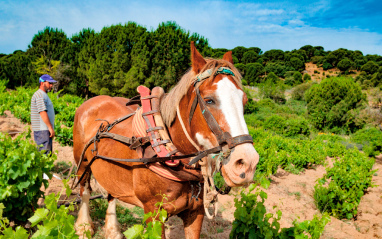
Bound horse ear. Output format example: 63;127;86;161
191;41;206;74
223;51;234;64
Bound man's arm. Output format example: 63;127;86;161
39;111;55;138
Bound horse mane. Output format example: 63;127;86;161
160;58;243;127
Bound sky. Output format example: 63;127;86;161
1;0;382;55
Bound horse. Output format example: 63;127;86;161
72;42;259;239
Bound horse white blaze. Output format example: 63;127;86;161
216;77;248;137
215;77;259;186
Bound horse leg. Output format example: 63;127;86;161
75;181;94;238
178;207;205;239
103;195;123;239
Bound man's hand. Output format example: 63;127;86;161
48;127;55;138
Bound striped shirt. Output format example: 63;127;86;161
31;89;55;131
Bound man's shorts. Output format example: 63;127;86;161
34;130;52;155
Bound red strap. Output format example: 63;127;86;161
137;86;176;162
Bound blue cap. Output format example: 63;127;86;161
39;74;57;83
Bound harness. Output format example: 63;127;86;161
75;66;254;218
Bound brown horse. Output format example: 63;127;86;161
73;42;259;239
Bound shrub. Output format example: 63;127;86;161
264;115;310;137
351;127;382;156
322;62;333;70
303;73;311;82
230;185;330;239
0;131;55;221
291;81;315;101
265;72;280;84
259;79;286;104
305;77;366;132
314;149;376;219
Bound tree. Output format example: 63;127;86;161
262;49;284;62
245;63;265;85
147;21;211;92
232;46;247;63
305;77;366;132
361;61;379;75
337;58;353;72
242;50;258;64
0;51;36;88
300;45;315;59
289;57;305;72
264;62;294;78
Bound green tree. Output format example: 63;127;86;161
147;21;211;92
300;45;315;59
305;77;366;132
337;58;353;72
262;49;284;63
264;62;294;78
232;46;247;63
361;61;379;75
289;57;305;72
242;50;258;64
0;51;35;88
245;63;265;85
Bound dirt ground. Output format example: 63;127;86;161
1;111;381;239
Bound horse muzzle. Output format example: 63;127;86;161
220;143;259;187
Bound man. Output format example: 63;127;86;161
31;74;56;155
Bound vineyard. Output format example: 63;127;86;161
0;77;382;238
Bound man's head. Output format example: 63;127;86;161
39;74;56;92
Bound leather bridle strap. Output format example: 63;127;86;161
187;87;253;166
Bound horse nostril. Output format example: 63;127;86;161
239;172;246;179
235;159;245;170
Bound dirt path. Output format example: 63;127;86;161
1;111;381;238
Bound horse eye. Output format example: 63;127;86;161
205;98;214;104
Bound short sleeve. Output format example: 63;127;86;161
36;94;47;113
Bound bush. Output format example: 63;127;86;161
314;149;376;219
264;115;310;137
351;127;382;156
0;131;55;221
305;77;366;132
303;73;311;82
230;185;330;239
259;79;286;104
291;81;315;101
322;62;333;70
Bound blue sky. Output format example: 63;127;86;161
1;0;381;55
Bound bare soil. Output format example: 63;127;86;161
1;111;381;239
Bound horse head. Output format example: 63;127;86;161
162;42;259;187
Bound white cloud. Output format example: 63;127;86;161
0;0;381;56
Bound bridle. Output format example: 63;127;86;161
182;67;253;166
176;66;254;218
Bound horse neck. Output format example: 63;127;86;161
164;90;202;155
